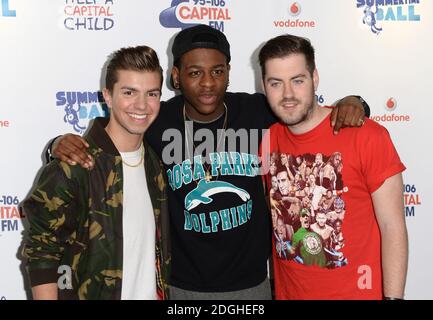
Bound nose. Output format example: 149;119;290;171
136;94;149;111
283;82;294;99
199;71;215;88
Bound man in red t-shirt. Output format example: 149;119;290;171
258;34;408;300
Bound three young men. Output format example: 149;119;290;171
39;25;368;299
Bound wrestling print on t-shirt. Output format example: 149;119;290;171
269;151;348;269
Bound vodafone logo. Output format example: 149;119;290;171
274;1;316;29
385;97;397;111
371;96;410;123
0;119;10;128
289;2;301;16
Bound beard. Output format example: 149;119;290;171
276;98;314;127
270;84;317;127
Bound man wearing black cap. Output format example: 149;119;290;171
50;24;368;299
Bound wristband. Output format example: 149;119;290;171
45;135;61;163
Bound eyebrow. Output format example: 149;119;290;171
120;86;161;94
147;88;162;93
185;64;226;69
120;86;138;91
266;73;307;82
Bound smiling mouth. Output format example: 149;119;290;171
128;113;148;120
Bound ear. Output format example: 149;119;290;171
313;68;319;91
102;88;112;109
171;66;180;89
226;63;231;87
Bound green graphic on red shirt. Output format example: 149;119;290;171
269;151;348;269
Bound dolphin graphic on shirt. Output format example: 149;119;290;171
184;179;250;211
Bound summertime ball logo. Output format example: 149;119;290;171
56;91;108;134
63;0;115;31
274;1;316;29
159;0;232;32
371;97;410;123
1;0;16;17
356;0;421;35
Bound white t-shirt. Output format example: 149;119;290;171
119;146;156;300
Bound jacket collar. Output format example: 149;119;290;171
86;117;120;156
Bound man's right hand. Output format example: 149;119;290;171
52;134;94;169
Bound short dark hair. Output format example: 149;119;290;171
105;45;163;93
258;34;316;79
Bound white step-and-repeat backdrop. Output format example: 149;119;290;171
0;0;431;299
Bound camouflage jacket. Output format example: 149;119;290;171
23;117;170;299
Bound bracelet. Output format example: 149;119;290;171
45;136;61;163
384;296;404;300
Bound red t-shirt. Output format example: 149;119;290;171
263;112;405;300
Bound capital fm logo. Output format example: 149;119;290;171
159;0;232;32
1;0;16;17
404;183;421;217
0;195;25;235
356;0;421;35
63;0;115;31
56;91;109;134
274;1;316;29
371;97;410;123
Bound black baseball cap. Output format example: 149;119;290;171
172;24;231;63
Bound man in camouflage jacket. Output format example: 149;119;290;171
22;46;170;300
23;117;171;299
